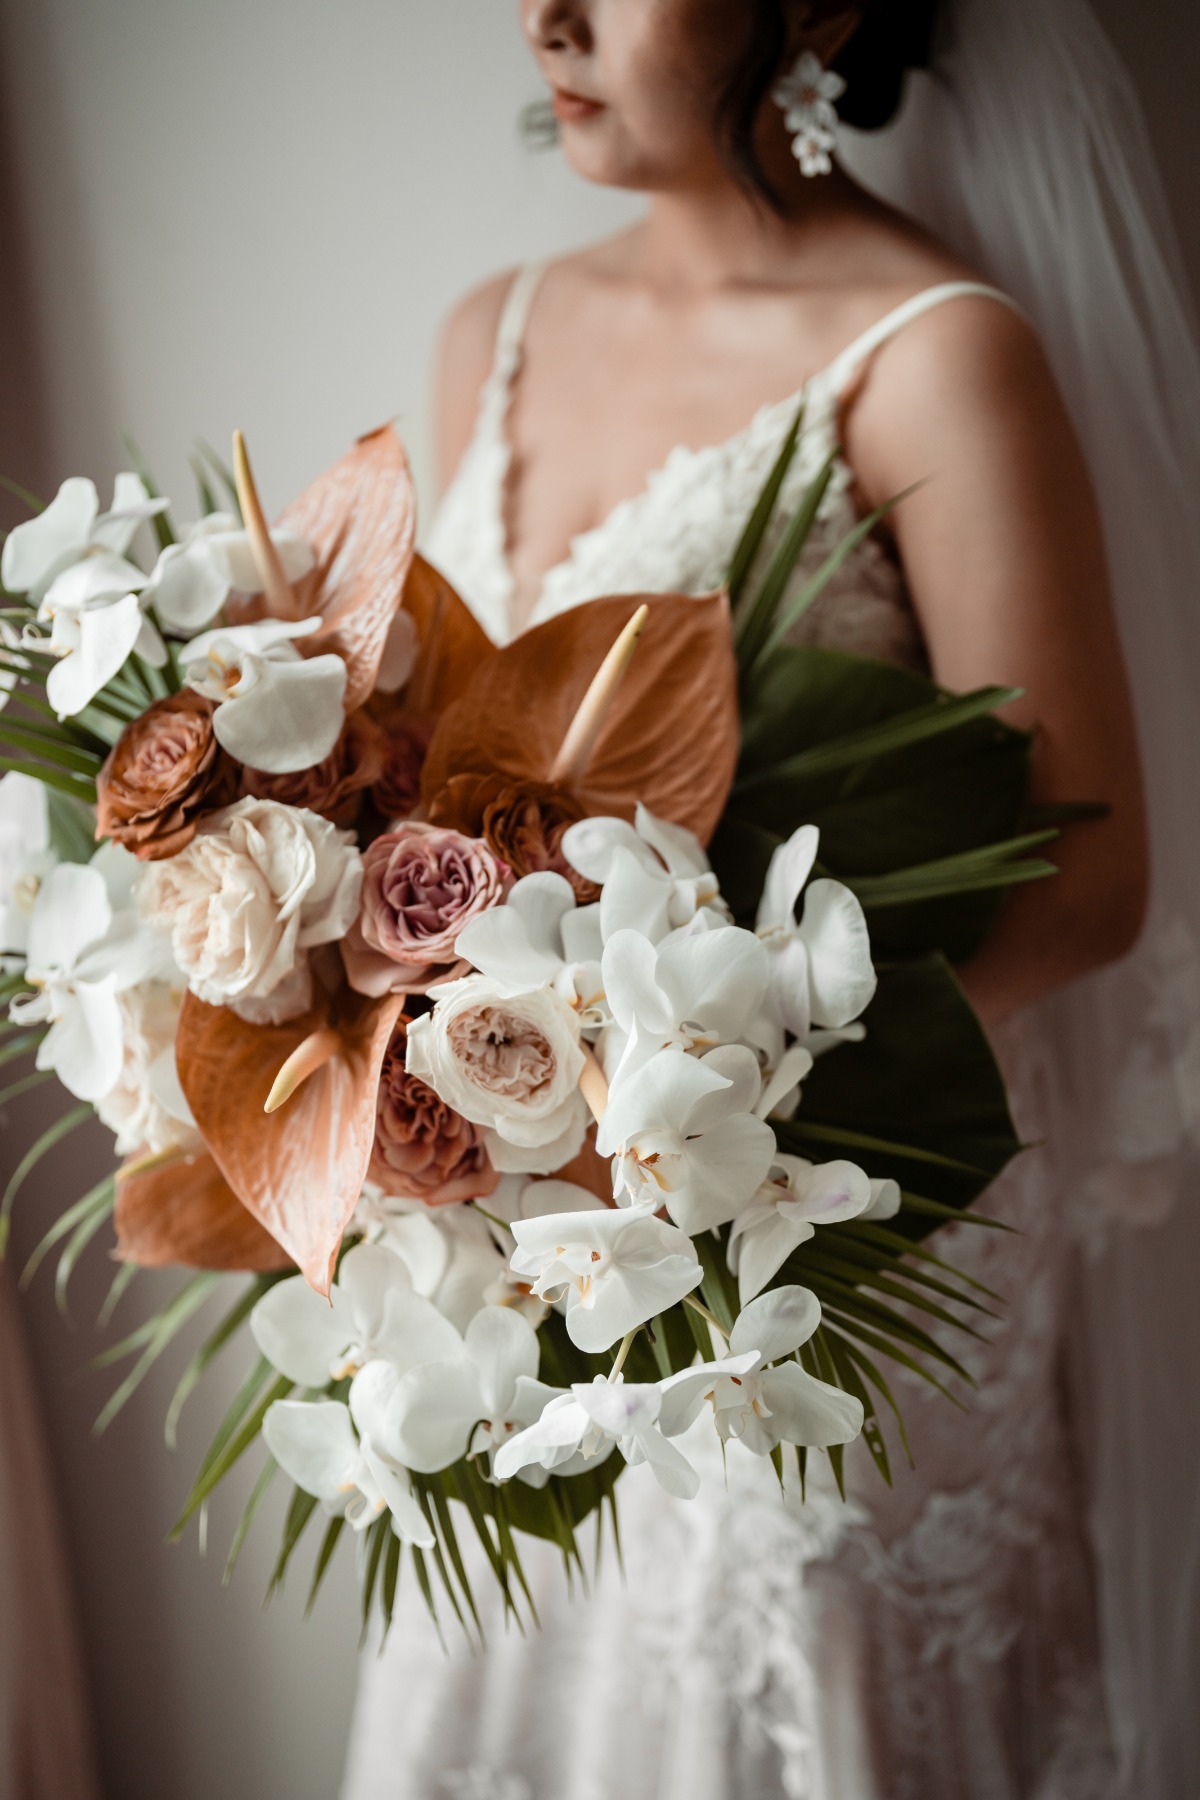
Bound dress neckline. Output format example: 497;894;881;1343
432;265;1017;644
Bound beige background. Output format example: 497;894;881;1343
0;4;1195;1797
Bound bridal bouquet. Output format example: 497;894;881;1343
0;418;1054;1632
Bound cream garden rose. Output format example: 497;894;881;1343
405;975;588;1174
136;797;362;1024
96;980;200;1157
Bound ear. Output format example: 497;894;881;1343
788;3;864;64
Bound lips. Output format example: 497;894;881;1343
551;88;604;123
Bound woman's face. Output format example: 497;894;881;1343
519;0;760;194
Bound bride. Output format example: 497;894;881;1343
343;2;1199;1795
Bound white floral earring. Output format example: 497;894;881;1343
772;50;846;176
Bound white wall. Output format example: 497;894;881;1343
0;4;1195;1799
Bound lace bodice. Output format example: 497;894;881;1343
426;264;1015;661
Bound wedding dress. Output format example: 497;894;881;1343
341;267;1116;1800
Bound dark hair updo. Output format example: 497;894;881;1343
716;1;940;206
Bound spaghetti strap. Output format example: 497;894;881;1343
490;261;549;389
821;281;1022;396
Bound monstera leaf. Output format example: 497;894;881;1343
420;592;740;845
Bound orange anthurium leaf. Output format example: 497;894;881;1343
276;424;417;711
114;1149;292;1272
420;592;739;845
175;987;406;1295
400;553;496;714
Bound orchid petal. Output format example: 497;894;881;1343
560;817;652;886
383;1357;482;1474
25;862;110;973
598;847;675;944
263;1399;360;1503
730;1283;822;1363
1;477;97;596
690;1043;763;1123
756;1042;814;1119
633;803;709;879
620;1426;701;1499
37;977;124;1101
656;1351;763;1437
359;1444;436;1546
146;540;230;633
464;1305;540;1418
601;927;674;1039
757;825;820;932
759;1362;864;1448
46;591;145;717
41;552;147;614
730;1207;812;1303
655;927;769;1043
862;1177;902;1220
598;1048;728;1154
799;879;877;1028
250;1275;357;1386
212;652;347;774
92;473;166;554
674;1112;777;1232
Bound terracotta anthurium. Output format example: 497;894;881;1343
396;553;495;715
419;592;740;847
114;1149;291;1273
227;425;417;715
175;980;406;1295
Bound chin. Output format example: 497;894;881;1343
559;129;671;194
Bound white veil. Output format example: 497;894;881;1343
840;3;1200;1792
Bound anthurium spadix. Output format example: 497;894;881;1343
263;1398;434;1546
600;1044;777;1233
727;1153;873;1303
181;616;347;773
756;825;877;1040
660;1286;865;1453
508;1201;702;1353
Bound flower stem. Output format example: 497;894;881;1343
609;1329;638;1379
471;1202;513;1234
684;1293;730;1342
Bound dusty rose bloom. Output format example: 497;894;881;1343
95;689;237;860
370;715;434;819
427;773;600;905
241;708;385;826
370;1021;497;1206
342;820;508;996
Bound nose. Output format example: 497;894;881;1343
522;0;592;54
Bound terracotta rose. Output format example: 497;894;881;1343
426;773;600;904
370;1020;497;1206
95;689;237;860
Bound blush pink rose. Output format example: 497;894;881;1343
342;821;507;997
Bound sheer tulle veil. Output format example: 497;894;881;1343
841;1;1200;1790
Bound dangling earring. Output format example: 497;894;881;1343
772;50;845;177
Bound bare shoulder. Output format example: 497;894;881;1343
846;269;1070;493
433;268;522;491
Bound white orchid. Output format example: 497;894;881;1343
454;872;606;1025
509;1200;702;1353
1;473;165;604
263;1398;434;1547
861;1177;902;1222
179;615;346;774
600;917;770;1083
10;845;170;1100
563;803;728;944
755;826;876;1041
727;1153;873;1303
599;1045;777;1234
357;1304;558;1480
141;511;315;637
0;773;52;962
3;475;174;717
494;1374;700;1498
660;1285;864;1454
251;1241;463;1389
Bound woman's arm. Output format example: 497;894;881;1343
846;296;1149;1027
